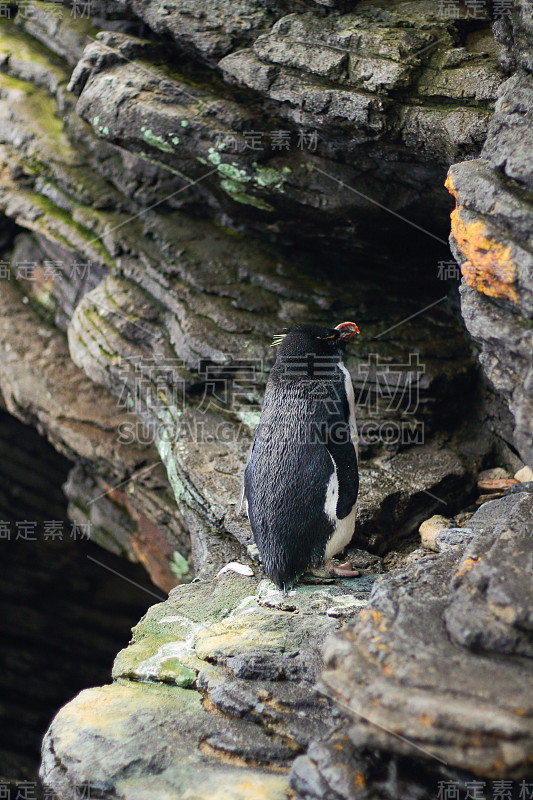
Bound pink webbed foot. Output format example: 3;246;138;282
330;561;361;578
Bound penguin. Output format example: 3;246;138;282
242;321;360;590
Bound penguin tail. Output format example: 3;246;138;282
268;565;298;592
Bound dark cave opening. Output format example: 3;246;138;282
0;410;161;787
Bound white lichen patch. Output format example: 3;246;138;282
326;596;369;617
136;641;192;679
227;595;263;618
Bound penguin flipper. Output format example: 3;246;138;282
326;437;359;520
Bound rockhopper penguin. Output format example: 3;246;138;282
243;322;360;589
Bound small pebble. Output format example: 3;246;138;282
346;548;384;573
435;528;475;552
478;467;512;481
476;493;503;505
515;465;533;483
419;514;451;551
477;478;518;492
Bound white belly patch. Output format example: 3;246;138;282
322;361;358;559
323;456;357;560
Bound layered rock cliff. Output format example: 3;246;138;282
0;0;513;582
447;2;533;466
0;0;531;797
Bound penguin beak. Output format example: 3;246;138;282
335;321;360;340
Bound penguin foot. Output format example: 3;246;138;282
330;561;361;578
302;562;361;583
301;569;336;585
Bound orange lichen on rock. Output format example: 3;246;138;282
451;209;518;303
456;555;480;578
370;610;387;632
445;174;518;303
355;772;366;788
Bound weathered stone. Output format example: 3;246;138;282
0;14;69;92
506;481;533;496
9;231;107;330
127;0;280;63
434;526;475;552
493;1;533;73
419;513;451;551
351;436;476;553
446;3;533;468
41;681;292;800
445;493;533;657
64;462;189;592
479;466;513;480
516;465;533;482
320;493;533;783
59;2;502;252
41;572;376;798
478;477;518;492
459;285;533;467
0;276;189;584
15;1;99;66
483;72;533;193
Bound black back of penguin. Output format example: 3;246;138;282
244;323;359;589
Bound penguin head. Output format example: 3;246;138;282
272;322;359;360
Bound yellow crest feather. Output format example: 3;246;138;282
270;333;287;347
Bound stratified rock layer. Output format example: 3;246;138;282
67;0;502;250
0;2;493;579
447;1;533;467
312;492;533;795
0;0;526;796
